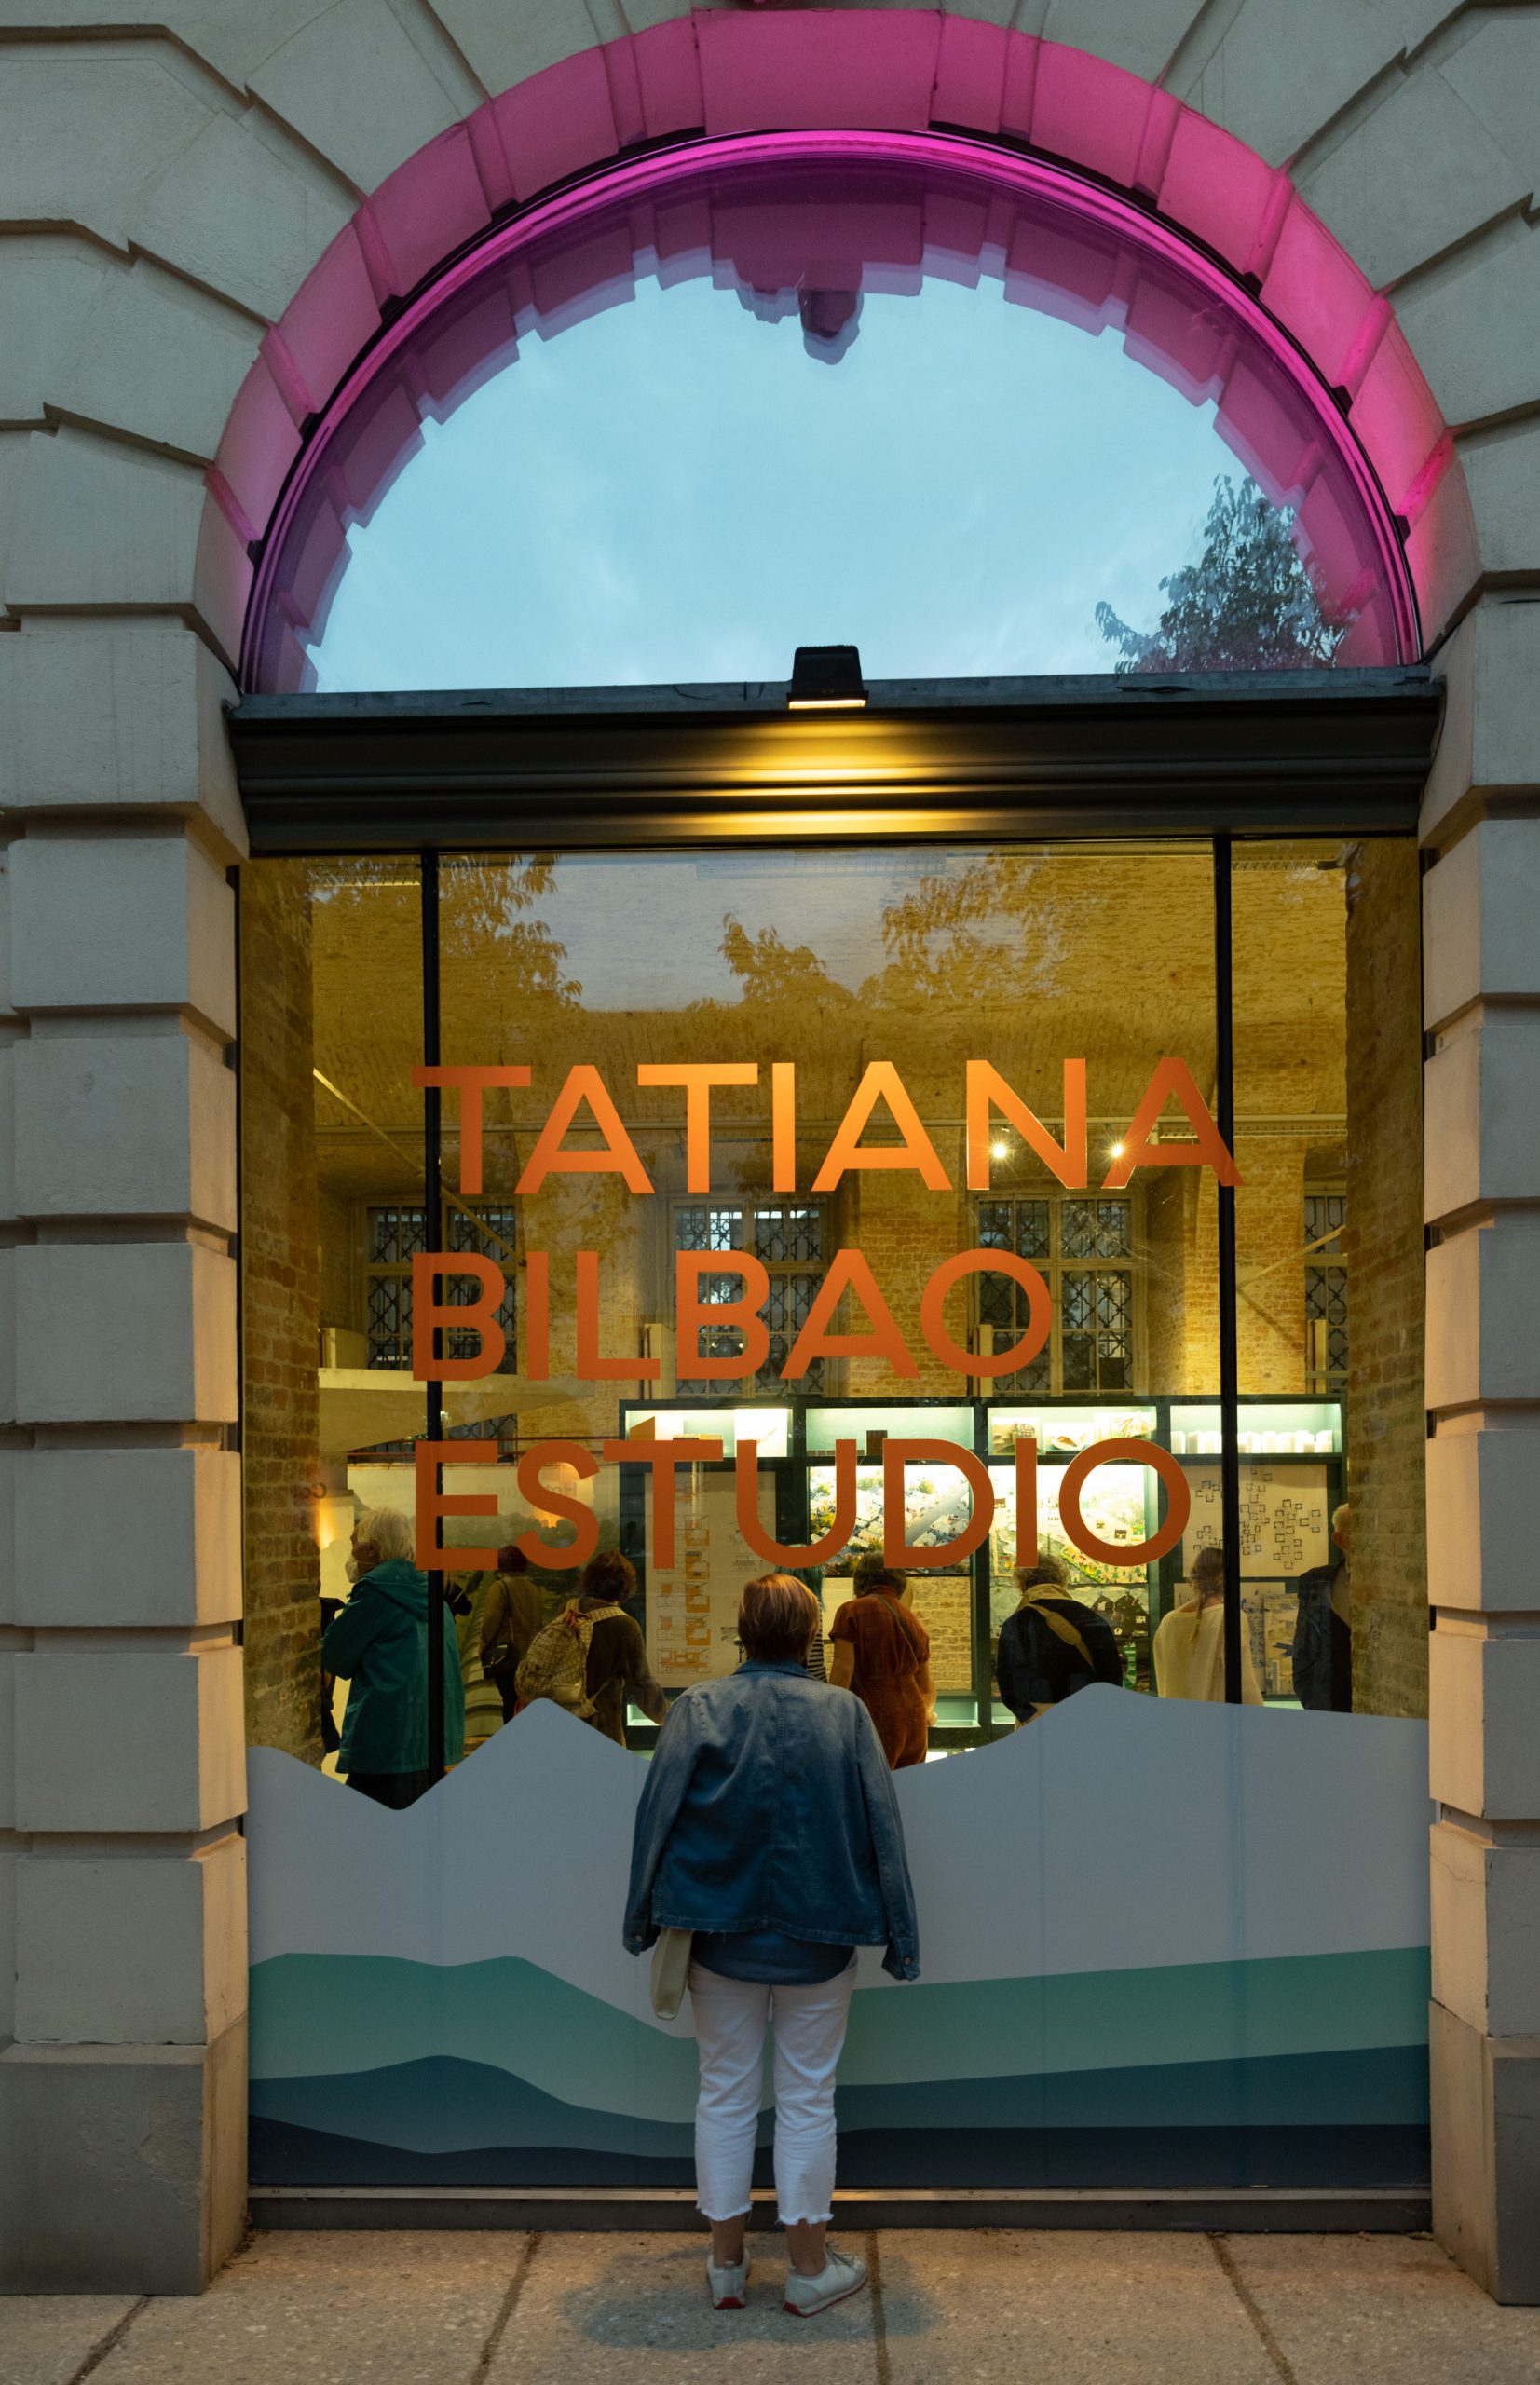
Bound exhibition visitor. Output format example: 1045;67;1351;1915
1152;1544;1263;1703
1293;1502;1354;1710
624;1571;919;2317
320;1506;465;1807
476;1542;546;1723
515;1547;667;1746
826;1551;935;1767
995;1556;1125;1723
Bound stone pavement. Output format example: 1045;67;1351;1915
7;2229;1540;2385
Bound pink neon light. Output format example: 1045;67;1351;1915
216;15;1470;687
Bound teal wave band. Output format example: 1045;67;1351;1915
251;1945;1430;2128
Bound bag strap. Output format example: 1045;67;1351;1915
1019;1589;1097;1673
882;1595;926;1665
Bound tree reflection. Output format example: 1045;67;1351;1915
1096;475;1346;673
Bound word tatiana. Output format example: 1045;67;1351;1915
414;1434;1193;1578
414;1056;1242;1197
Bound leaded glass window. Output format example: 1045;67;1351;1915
364;1203;517;1373
974;1193;1138;1395
1304;1189;1348;1387
674;1200;825;1395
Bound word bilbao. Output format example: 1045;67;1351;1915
414;1435;1193;1577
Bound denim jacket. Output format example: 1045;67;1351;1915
623;1661;920;1982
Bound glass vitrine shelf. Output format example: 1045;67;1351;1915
619;1392;1346;1741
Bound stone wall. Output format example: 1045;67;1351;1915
2;0;1536;2305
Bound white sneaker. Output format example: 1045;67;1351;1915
707;2255;748;2309
783;2242;868;2317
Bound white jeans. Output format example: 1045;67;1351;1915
688;1956;857;2227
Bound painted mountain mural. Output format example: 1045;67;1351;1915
247;1692;1431;2189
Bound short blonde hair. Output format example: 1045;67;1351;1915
739;1572;818;1662
354;1506;416;1565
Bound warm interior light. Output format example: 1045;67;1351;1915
787;642;867;710
1109;1140;1126;1159
989;1138;1010;1161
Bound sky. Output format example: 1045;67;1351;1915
306;266;1251;694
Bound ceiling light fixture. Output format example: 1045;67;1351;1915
990;1138;1010;1161
787;643;867;710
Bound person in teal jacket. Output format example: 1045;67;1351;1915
321;1506;465;1808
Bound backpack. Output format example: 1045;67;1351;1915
1016;1590;1124;1695
514;1601;625;1722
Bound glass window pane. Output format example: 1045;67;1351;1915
241;858;438;1783
1231;838;1420;1715
255;148;1409;695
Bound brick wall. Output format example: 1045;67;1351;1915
1345;840;1427;1718
240;860;323;1761
1237;1142;1310;1393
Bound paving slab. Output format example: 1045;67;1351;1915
1224;2231;1540;2384
89;2231;527;2385
0;2295;142;2385
879;2228;1279;2384
484;2230;881;2382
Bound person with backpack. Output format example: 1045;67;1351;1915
826;1552;934;1769
994;1556;1125;1725
515;1547;667;1745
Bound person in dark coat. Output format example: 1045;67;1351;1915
995;1557;1124;1724
1292;1502;1353;1710
320;1506;465;1807
477;1544;546;1723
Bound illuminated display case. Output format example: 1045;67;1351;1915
618;1393;1346;1743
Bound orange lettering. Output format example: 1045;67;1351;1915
675;1250;770;1382
636;1063;757;1192
812;1061;951;1192
965;1059;1087;1190
415;1439;498;1571
781;1249;919;1382
1015;1437;1039;1568
514;1439;600;1570
920;1247;1053;1380
882;1438;995;1568
411;1252;506;1381
412;1065;529;1195
771;1062;797;1192
603;1438;723;1569
515;1065;653;1195
1103;1059;1240;1189
524;1249;550;1381
577;1251;660;1381
1058;1438;1192;1566
737;1438;859;1565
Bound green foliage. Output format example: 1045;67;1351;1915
1096;474;1345;674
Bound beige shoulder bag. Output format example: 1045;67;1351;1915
649;1927;694;2021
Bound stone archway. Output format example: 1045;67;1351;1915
2;1;1536;2299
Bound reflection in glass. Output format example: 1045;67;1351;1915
251;145;1411;692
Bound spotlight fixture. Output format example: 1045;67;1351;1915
1109;1141;1126;1160
787;644;867;710
990;1138;1010;1162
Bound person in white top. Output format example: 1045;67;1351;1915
1152;1545;1263;1704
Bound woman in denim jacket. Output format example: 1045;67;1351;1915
624;1571;919;2320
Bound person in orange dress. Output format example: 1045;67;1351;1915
827;1553;935;1769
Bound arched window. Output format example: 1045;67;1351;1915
247;133;1417;692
